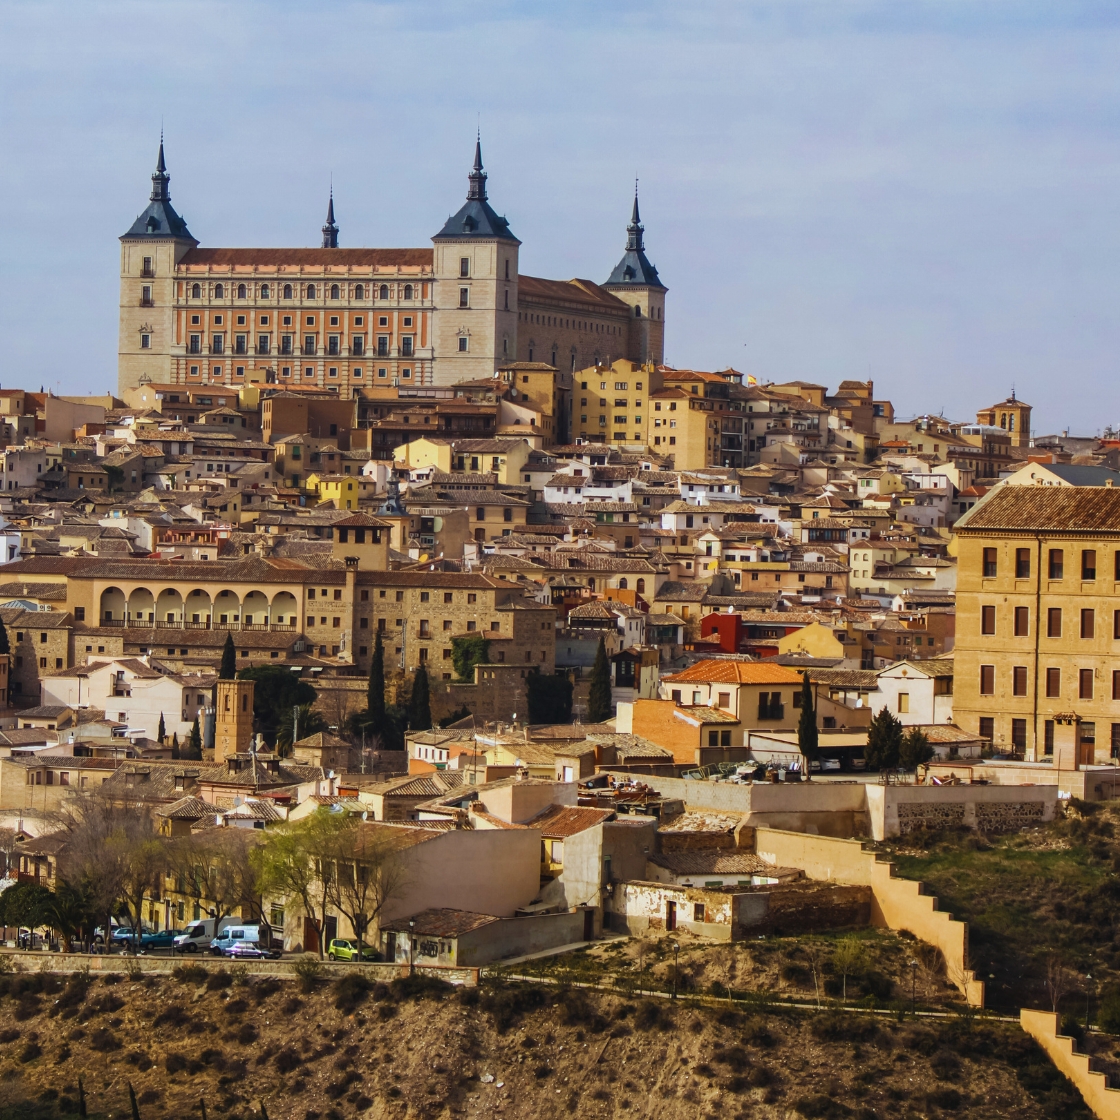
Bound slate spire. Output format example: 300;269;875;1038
321;188;338;248
626;183;644;252
121;134;196;243
150;134;170;202
467;132;488;203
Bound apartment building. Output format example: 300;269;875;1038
955;487;1120;761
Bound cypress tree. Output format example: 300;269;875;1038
0;614;10;656
866;708;904;771
219;632;237;680
157;712;166;744
587;636;613;724
171;732;180;760
408;665;432;731
368;630;386;725
797;672;819;776
187;715;203;760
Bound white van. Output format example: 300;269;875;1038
174;918;234;953
210;925;261;956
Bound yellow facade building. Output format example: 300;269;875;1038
955;487;1120;761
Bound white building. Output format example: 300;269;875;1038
873;659;954;726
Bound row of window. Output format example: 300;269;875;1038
980;604;1120;639
187;334;413;357
978;717;1120;755
983;546;1118;581
186;364;421;382
185;282;421;301
978;664;1120;700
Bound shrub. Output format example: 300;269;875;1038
927;1087;962;1110
794;1096;853;1119
1060;1013;1086;1044
275;1047;303;1074
291;957;322;993
19;1041;41;1062
205;970;232;992
172;964;208;985
748;1065;774;1087
930;1050;962;1080
253;978;282;1002
389;973;452;1002
479;982;549;1033
634;1000;668;1031
333;973;373;1014
237;1023;259;1045
153;1005;192;1029
0;1028;19;1043
88;1028;121;1053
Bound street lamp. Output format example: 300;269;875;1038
909;959;919;1018
408;917;416;977
1087;973;1094;1031
672;942;680;1001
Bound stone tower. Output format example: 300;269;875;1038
977;393;1032;448
602;189;667;365
430;137;521;384
214;678;254;763
118;138;198;392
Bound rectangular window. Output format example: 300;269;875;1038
1014;606;1029;636
1081;609;1095;639
1116;550;1120;581
979;665;995;695
1081;669;1095;699
1012;719;1027;750
1082;722;1096;749
1083;549;1097;580
1113;670;1120;701
983;547;998;578
459;287;469;308
1112;724;1120;759
1048;549;1064;579
401;336;413;357
979;717;994;740
1013;667;1027;696
1046;667;1061;697
1045;720;1055;754
460;257;470;278
897;692;909;713
458;337;468;352
981;605;996;635
1015;548;1031;579
1047;608;1062;637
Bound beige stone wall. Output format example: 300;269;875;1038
753;826;985;1006
865;783;1058;841
1020;1009;1120;1119
118;239;188;392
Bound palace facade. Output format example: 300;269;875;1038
118;140;667;395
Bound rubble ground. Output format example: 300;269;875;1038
522;927;965;1011
0;960;1090;1120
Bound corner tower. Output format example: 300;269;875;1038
602;189;667;365
431;137;521;385
214;678;254;763
118;139;198;393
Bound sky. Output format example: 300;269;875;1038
1;0;1119;434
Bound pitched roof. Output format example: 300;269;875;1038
957;486;1120;533
664;660;804;685
178;248;432;268
648;851;793;875
524;804;614;837
380;908;498;937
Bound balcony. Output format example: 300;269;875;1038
303;342;317;356
257;340;271;356
140;266;156;279
139;297;155;308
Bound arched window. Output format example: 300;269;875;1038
214;283;225;298
379;284;389;300
404;284;413;300
330;283;340;300
618;578;628;590
260;284;270;299
306;284;316;299
191;283;201;299
636;578;645;594
237;283;247;299
634;305;641;317
283;283;293;299
354;284;364;299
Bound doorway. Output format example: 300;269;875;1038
303;917;319;956
583;908;594;941
323;915;338;946
665;900;677;932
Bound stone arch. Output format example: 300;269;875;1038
214;283;225;298
404;284;413;300
213;588;241;627
636;578;646;594
127;587;155;625
242;590;270;627
330;283;341;300
260;283;270;299
618;578;628;590
270;591;298;627
306;284;317;299
155;588;184;625
379;284;389;300
185;588;213;627
100;587;126;623
283;283;293;299
191;283;201;299
237;283;247;299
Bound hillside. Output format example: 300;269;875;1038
0;960;1089;1120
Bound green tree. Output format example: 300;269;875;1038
186;715;202;760
157;712;166;745
899;726;935;771
219;632;237;680
587;636;613;723
408;665;432;731
40;881;95;953
367;630;386;726
527;669;574;724
0;614;11;656
170;732;180;760
451;635;490;682
237;665;317;748
277;703;327;754
0;881;51;934
797;672;819;776
831;935;869;1002
865;708;904;771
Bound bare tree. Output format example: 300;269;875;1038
170;828;263;929
831;936;869;1003
323;822;409;958
1046;954;1073;1014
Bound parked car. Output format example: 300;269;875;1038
223;941;280;960
139;929;182;950
327;938;377;962
110;927;140;945
174;919;233;954
210;925;262;956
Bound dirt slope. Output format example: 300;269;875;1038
0;964;1090;1120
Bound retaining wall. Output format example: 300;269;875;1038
0;949;480;986
753;827;985;1007
1021;1008;1120;1119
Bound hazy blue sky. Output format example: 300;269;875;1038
1;1;1118;434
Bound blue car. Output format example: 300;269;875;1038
140;929;181;950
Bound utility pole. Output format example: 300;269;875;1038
292;705;299;746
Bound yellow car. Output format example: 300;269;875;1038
327;938;376;962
